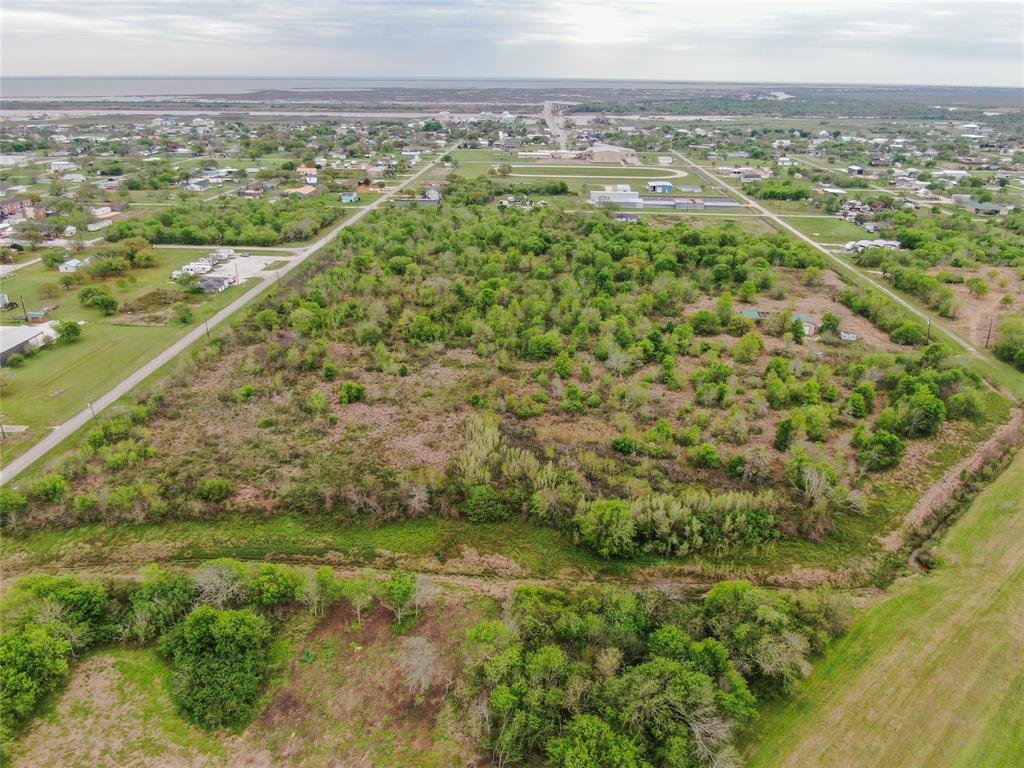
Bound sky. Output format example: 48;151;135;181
2;0;1022;87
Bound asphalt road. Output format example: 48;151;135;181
1;153;448;484
671;150;980;357
544;101;568;152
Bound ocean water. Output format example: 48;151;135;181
0;76;738;100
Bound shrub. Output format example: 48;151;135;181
27;474;69;505
0;488;29;524
338;381;366;405
0;626;71;730
461;484;510;522
523;330;563;360
688;442;722;469
159;606;272;729
858;429;906;471
195;477;235;504
54;320;82;343
575;499;637;558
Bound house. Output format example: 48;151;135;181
284;185;317;198
199;275;232;293
0;325;45;364
340;192;359;203
86;219;113;232
0;198;32;219
48;160;78;173
647;181;674;193
59;257;92;273
962;199;1006;215
186;178;211;192
844;239;900;252
581;143;638;164
26;310;50;324
839;330;859;342
61;173;86;183
614;213;641;223
589;185;642;208
793;314;817;336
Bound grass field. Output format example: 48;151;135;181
742;447;1024;768
778;215;868;243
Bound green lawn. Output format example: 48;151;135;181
743;446;1024;768
778;215;868;243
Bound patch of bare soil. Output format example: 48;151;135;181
13;655;211;768
928;265;1024;349
880;408;1023;552
226;598;483;768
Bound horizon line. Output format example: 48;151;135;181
1;75;1021;91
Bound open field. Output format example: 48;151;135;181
778;215;870;243
743;446;1024;768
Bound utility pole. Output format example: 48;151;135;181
204;319;210;339
87;401;97;421
19;295;28;322
985;317;993;349
926;317;932;342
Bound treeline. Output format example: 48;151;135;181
105;196;343;246
461;582;850;768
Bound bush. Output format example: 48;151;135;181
688;442;722;469
575;499;637;558
120;570;196;645
858;429;906;471
195;477;235;504
159;606;272;729
55;320;82;343
0;488;29;524
0;626;71;729
338;381;366;405
461;484;510;522
27;474;69;504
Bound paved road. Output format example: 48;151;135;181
0;257;41;277
672;151;980;357
153;244;301;253
1;152;449;485
543;101;568;152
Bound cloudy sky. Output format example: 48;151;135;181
2;0;1022;86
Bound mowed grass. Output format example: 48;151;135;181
742;447;1024;768
778;214;868;243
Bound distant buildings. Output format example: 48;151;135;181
581;144;638;164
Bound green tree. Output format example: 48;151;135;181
575;500;637;558
547;715;645;768
54;320;82;343
159;606;272;729
378;571;417;624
